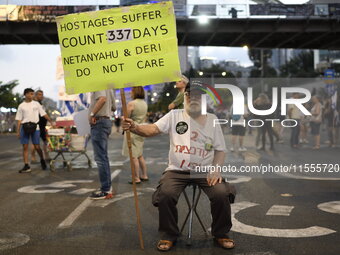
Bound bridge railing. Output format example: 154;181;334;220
1;3;340;22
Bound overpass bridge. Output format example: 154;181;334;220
1;17;340;49
0;3;340;49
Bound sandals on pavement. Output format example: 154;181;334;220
128;180;141;184
157;240;175;252
214;237;235;249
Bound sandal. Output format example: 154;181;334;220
128;180;141;184
140;177;149;182
157;240;175;252
214;237;235;249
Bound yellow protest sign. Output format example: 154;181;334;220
56;2;181;94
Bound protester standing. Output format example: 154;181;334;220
310;96;322;149
89;89;116;200
288;93;302;148
15;88;53;173
122;86;148;184
257;93;274;151
168;75;188;110
324;99;335;147
31;90;50;162
230;105;248;152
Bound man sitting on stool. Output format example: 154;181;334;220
122;81;235;251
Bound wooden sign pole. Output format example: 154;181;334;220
120;88;145;250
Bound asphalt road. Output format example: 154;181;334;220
0;129;340;255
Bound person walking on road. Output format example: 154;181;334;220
15;88;53;173
31;90;50;162
257;93;274;151
288;93;302;148
89;89;116;200
310;96;322;149
230;104;249;152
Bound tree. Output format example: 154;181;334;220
248;49;277;77
280;51;318;77
148;82;178;113
0;80;22;109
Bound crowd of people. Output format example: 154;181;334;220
13;77;339;251
215;92;340;152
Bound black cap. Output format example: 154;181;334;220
185;80;207;95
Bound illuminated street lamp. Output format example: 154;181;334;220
242;45;249;51
198;15;209;25
222;72;227;76
166;93;170;97
198;71;204;76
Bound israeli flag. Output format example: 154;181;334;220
60;100;76;116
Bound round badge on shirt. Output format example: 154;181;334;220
176;121;188;135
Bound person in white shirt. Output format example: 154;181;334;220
15;88;53;173
122;81;235;251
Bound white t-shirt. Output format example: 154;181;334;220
15;101;47;130
155;109;226;171
288;103;301;120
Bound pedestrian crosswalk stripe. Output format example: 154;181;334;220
266;205;294;216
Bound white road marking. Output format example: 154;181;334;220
266;205;294;216
223;175;252;184
0;157;21;166
57;197;93;229
57;170;121;229
91;191;142;208
276;172;340;181
69;188;96;195
231;201;336;238
18;180;94;194
318;201;340;215
0;232;30;251
71;161;124;168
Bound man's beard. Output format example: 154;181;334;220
186;102;201;118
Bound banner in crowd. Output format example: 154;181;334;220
56;2;181;94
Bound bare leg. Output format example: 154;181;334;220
33;144;44;160
256;128;261;147
232;135;237;148
43;142;50;160
23;144;29;164
31;144;37;162
132;157;141;182
138;155;148;179
239;136;244;147
316;135;320;147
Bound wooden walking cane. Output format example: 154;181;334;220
120;88;145;250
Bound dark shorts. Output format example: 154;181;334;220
232;125;246;136
310;122;321;135
20;128;40;145
40;128;47;142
